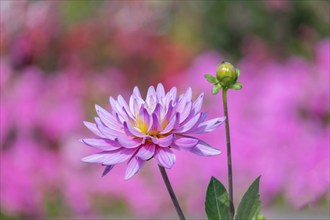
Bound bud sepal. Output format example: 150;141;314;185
212;83;222;95
204;74;218;83
230;82;242;90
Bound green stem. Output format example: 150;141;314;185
158;165;186;220
222;88;235;220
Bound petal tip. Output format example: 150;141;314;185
81;157;89;163
83;121;92;126
95;104;101;110
102;165;114;177
212;149;222;156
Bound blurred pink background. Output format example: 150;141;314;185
0;1;329;219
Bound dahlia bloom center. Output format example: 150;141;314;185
135;111;170;137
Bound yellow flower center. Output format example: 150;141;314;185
136;117;149;134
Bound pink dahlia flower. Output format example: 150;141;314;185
81;83;225;179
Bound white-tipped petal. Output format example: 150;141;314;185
190;141;221;156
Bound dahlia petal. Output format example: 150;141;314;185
156;83;165;100
133;86;142;99
114;112;125;124
175;88;191;114
155;148;176;168
118;96;136;123
123;121;146;138
181;112;208;130
148;97;157;113
107;100;125;123
158;134;175;147
109;96;119;114
104;148;137;165
137;106;151;132
153;103;161;117
191;116;226;133
82;153;107;163
165;87;177;107
125;157;145;180
130;91;144;114
102;165;114;177
118;95;133;117
95;118;124;140
174;137;199;149
179;100;192;123
80;138;121;151
149;136;159;144
200;112;208;122
139;106;151;123
141;136;147;144
136;143;155;160
83;121;104;137
190;141;221;156
162;100;174;121
175;94;187;115
121;106;135;123
193;93;204;113
113;103;128;122
184;87;192;101
82;148;135;165
117;137;141;148
161;112;179;134
179;110;194;125
150;113;161;132
176;112;202;133
146;86;157;109
129;95;137;116
95;104;121;129
146;85;156;100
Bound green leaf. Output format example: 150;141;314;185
230;82;242;90
205;176;229;220
236;68;240;77
212;84;222;95
235;176;261;220
204;74;218;83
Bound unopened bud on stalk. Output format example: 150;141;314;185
204;61;242;95
216;62;238;87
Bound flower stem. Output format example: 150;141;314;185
222;88;235;220
158;165;186;220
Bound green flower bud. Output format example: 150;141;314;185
204;61;242;94
216;62;238;88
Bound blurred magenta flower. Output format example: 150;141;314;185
81;83;225;179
